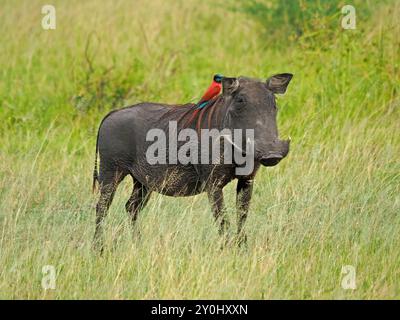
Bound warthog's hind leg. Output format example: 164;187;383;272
125;177;151;238
93;169;125;253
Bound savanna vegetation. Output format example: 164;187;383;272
0;0;399;299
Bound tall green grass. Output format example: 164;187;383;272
0;0;399;299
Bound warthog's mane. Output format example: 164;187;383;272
158;77;265;133
159;95;225;133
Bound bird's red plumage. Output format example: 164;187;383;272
198;81;222;104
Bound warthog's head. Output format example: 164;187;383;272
222;73;293;167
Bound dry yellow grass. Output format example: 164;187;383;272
0;0;399;299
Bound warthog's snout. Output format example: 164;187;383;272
260;153;284;166
260;139;290;167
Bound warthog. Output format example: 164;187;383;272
92;74;293;249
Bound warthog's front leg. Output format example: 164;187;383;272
236;178;253;246
207;188;229;237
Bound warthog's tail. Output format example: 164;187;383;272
92;109;121;193
92;128;99;193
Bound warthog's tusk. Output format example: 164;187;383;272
220;135;243;154
220;135;254;156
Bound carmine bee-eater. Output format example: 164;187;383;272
197;74;224;109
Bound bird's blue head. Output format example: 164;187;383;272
213;74;224;83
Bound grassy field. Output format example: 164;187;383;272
0;0;399;299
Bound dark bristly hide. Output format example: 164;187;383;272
92;74;293;251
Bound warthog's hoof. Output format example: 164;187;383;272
92;237;105;255
236;233;248;248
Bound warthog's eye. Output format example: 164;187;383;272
235;94;246;104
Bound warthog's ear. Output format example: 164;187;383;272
222;77;239;95
266;73;293;94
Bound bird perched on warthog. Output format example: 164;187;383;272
196;73;224;109
92;73;293;251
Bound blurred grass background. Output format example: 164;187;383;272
0;0;399;299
